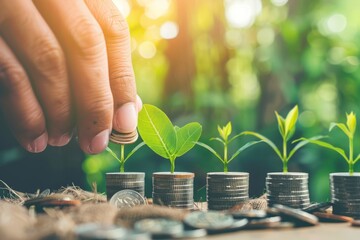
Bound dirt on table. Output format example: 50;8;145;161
0;185;267;240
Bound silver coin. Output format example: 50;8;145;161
267;172;308;177
153;172;194;179
172;228;207;238
75;223;128;240
134;218;184;236
109;190;146;209
207;196;249;201
184;211;234;230
273;204;318;226
207;172;249;177
229;209;267;219
244;216;281;229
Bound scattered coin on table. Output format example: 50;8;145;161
229;209;267;219
302;202;332;213
184;211;235;230
75;223;138;240
273;204;319;226
313;212;354;223
134;218;184;238
24;193;81;211
109;189;146;209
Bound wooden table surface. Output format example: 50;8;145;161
201;223;359;240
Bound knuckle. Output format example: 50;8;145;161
33;40;65;78
17;109;44;136
0;63;28;96
83;97;113;120
103;10;129;38
71;17;106;56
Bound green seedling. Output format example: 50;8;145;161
298;112;360;175
241;105;318;173
106;142;145;172
138;104;202;173
196;122;261;172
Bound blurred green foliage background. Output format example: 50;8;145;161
83;0;360;202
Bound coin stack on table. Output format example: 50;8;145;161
152;172;194;209
106;172;145;200
266;172;310;209
330;173;360;218
207;172;249;211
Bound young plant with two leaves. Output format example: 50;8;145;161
241;105;319;173
106;142;145;172
137;104;202;173
299;112;359;175
196;122;260;172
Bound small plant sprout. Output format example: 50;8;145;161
138;104;202;173
196;122;261;172
241;105;319;173
299;112;360;175
106;142;145;173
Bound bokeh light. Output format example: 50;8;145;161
160;21;179;39
138;41;157;59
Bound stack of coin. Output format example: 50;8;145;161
207;172;249;211
266;172;310;209
152;172;194;209
109;129;138;144
106;172;145;200
330;173;360;218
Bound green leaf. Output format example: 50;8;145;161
224;122;232;139
138;104;177;159
229;140;263;162
346;112;356;136
218;125;226;140
106;147;120;162
288;136;325;161
284;105;298;139
240;131;283;161
354;154;360;163
329;123;351;138
210;137;225;145
196;142;224;163
275;111;285;138
228;133;242;144
124;142;146;162
302;138;349;163
174;122;202;157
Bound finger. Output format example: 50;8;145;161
34;0;112;154
0;37;47;153
84;0;139;133
0;0;73;147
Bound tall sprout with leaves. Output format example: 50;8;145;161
106;142;145;172
299;112;359;175
196;122;260;172
241;105;315;172
138;104;202;173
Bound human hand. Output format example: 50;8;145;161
0;0;141;154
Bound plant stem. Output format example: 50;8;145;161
349;137;354;175
282;137;288;173
170;157;175;173
120;144;125;173
224;143;228;173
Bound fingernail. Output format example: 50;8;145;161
114;102;137;133
89;129;109;154
136;95;143;112
27;133;48;153
48;133;72;147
